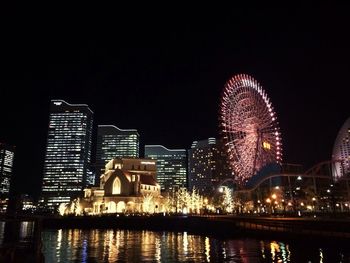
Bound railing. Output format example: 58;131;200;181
204;215;350;239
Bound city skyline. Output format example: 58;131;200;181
1;6;349;199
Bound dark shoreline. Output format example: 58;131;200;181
39;214;350;241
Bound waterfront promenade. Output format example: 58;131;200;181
2;213;350;245
25;214;350;240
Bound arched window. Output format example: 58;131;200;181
112;177;121;194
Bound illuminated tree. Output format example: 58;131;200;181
173;187;205;214
176;187;189;213
142;193;154;213
163;194;174;213
190;188;203;214
60;198;82;216
222;187;233;213
58;203;68;216
74;198;82;216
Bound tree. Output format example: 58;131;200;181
222;187;233;213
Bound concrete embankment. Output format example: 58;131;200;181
42;215;350;240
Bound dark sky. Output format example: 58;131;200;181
1;5;349;199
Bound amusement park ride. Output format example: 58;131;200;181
220;74;282;187
218;74;350;212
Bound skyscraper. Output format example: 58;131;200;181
144;145;187;192
0;143;15;197
42;100;93;208
188;138;233;195
96;125;139;177
332;117;350;180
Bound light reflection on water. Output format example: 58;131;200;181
0;221;4;244
0;221;34;246
40;229;349;263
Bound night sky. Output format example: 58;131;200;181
1;6;349;199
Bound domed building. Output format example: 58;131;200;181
82;158;163;214
332;117;350;180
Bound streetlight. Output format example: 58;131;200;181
256;200;261;213
312;197;316;212
270;194;277;214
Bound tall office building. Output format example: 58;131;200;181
188;138;233;195
0;143;15;197
96;125;139;177
144;145;187;191
332;117;350;180
42;100;93;208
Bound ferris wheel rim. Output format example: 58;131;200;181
220;74;282;185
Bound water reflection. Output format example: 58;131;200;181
41;229;350;263
320;248;324;263
0;221;34;246
205;237;210;262
0;221;5;245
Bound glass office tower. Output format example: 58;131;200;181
145;145;187;192
96;125;139;177
188;138;233;195
42;100;93;208
0;143;15;197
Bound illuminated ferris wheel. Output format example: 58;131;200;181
220;74;282;186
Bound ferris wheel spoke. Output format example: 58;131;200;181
220;74;282;186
